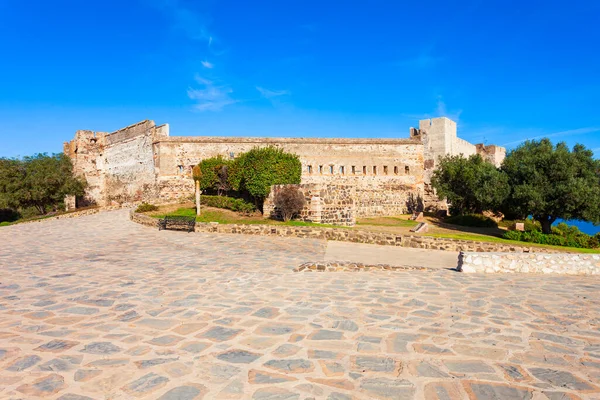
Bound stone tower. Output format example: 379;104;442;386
411;117;506;210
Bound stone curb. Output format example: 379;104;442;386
294;261;432;272
458;251;600;275
8;206;121;226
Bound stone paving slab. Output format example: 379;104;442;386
325;241;459;269
0;210;599;399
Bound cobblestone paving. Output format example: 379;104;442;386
1;210;599;399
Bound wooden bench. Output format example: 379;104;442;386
158;216;196;232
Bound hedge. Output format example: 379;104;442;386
201;195;256;214
444;214;498;228
503;229;600;249
135;202;158;213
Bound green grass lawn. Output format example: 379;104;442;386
153;207;349;228
149;206;600;253
427;232;600;253
356;216;420;228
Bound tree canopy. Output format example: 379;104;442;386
430;154;510;215
194;147;302;211
238;147;301;203
501;139;600;233
197;155;229;193
0;153;86;216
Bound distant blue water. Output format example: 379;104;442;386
556;219;600;235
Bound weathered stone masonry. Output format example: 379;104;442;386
65;117;505;217
264;184;356;226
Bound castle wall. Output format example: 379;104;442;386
64;120;166;206
264;184;356;226
154;138;424;216
453;137;478;157
65;116;504;217
101;125;157;205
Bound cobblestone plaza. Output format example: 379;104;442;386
1;211;599;399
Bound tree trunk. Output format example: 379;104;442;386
539;216;556;234
195;181;201;216
36;204;45;215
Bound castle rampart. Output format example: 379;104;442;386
64;116;505;216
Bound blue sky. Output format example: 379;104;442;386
0;0;599;158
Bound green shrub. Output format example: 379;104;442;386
444;214;498;228
502;230;522;241
0;221;12;227
197;155;232;194
231;146;301;207
201;195;256;214
523;219;541;232
136;202;158;213
502;227;599;249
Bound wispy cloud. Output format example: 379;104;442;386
256;86;290;99
201;60;214;69
435;96;462;123
403;95;462;123
502;127;600;146
188;76;237;111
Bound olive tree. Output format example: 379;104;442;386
501;139;600;234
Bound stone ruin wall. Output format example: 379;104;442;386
155;137;424;217
64;120;169;206
264;184;356;226
65;117;505;217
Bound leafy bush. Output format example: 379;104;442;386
198;156;231;194
0;221;12;227
136;202;158;213
552;222;581;237
523;219;541;232
231;146;301;208
195;147;301;212
444;214;498;228
502;226;599;249
274;186;306;222
201;195;256;214
502;230;522;241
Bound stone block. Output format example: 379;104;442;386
512;222;525;231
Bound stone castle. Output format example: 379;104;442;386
64;117;505;216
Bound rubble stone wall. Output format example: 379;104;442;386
458;252;600;275
263;184;356;226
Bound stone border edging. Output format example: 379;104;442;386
129;210;569;254
458;251;600;275
294;261;431;272
14;205;127;226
